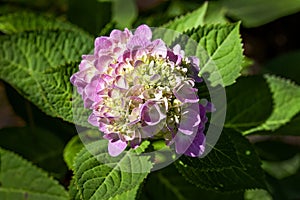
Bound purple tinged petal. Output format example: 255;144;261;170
114;75;129;90
127;35;151;49
183;131;206;157
174;130;206;157
178;103;201;135
141;101;166;126
134;24;152;40
94;55;113;72
173;81;199;103
88;113;98;126
110;29;128;43
108;139;127;157
173;44;184;57
149;39;167;57
167;50;181;65
187;56;202;82
94;37;112;50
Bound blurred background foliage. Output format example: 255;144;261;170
1;0;300;199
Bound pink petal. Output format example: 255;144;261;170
108;139;127;157
134;24;152;40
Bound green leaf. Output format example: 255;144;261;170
108;185;139;200
244;75;300;134
73;140;152;200
64;129;102;171
244;189;272;200
267;114;300;136
67;0;111;35
69;177;82;200
112;0;137;28
0;30;93;126
221;0;300;27
204;2;228;24
265;172;300;199
264;50;300;85
0;127;67;176
63;135;84;171
0;147;68;200
254;139;300;161
224;76;273;132
163;2;208;33
0;11;85;34
262;154;300;180
141;165;244;200
184;23;243;87
175;130;267;192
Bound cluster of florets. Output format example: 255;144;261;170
71;25;212;157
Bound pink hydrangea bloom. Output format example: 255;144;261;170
71;25;212;157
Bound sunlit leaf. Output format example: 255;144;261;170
183;23;243;87
0;11;85;34
0;147;69;200
73;140;152;200
0;30;93;126
244;75;300;134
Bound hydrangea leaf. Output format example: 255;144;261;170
264;50;300;84
73;140;152;200
0;11;86;34
244;189;272;200
244;75;300;135
221;0;300;27
163;2;208;33
64;129;103;171
262;154;300;180
0;147;69;200
0;127;67;176
183;23;243;87
175;129;267;192
0;30;93;127
265;114;300;136
224;76;273;132
69;174;139;200
204;2;228;24
141;165;244;200
108;185;139;200
63;135;84;171
68;177;82;200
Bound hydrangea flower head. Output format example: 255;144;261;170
71;25;212;157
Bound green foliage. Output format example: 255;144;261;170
0;30;93;126
184;23;243;87
163;2;228;33
0;147;68;200
224;76;273;132
1;1;300;199
141;165;244;200
176;130;267;192
220;0;300;27
63;135;84;170
72;140;152;200
262;154;300;180
244;75;300;134
0;11;81;34
163;2;208;33
0;127;67;176
264;50;300;84
244;189;272;200
67;0;111;35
